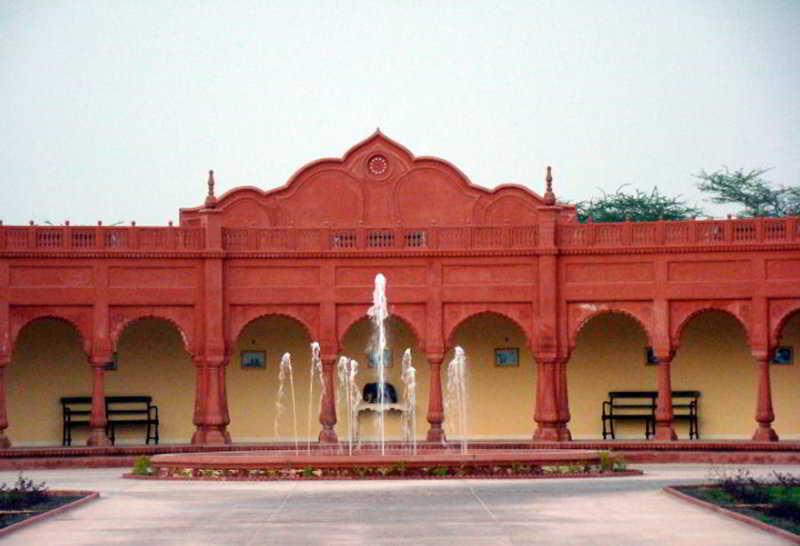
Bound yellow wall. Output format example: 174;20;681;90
6;311;799;445
568;312;800;440
227;316;314;442
8;319;91;445
106;318;195;444
772;313;800;437
568;314;656;439
447;314;536;439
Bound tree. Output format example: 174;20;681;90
575;186;703;223
695;167;800;217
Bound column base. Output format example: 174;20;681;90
86;427;112;447
752;424;779;442
533;424;561;441
426;426;446;443
555;425;572;442
318;428;338;443
0;432;11;449
654;423;678;441
191;426;231;445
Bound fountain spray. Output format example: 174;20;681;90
400;348;417;454
367;273;388;455
307;342;323;454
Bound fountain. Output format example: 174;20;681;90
275;352;299;454
367;273;389;455
400;348;417;454
147;274;616;481
306;342;323;454
337;356;360;455
445;346;468;454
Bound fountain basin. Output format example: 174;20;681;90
144;448;631;480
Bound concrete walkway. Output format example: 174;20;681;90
0;465;797;545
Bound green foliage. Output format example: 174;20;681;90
696;167;800;217
0;474;49;510
429;466;450;477
131;456;153;476
575;186;703;223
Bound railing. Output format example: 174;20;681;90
1;217;797;253
0;226;204;251
557;217;799;248
221;225;539;251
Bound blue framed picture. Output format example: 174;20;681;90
241;350;266;369
771;346;793;365
494;348;519;367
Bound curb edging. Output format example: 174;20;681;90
663;486;800;544
0;491;99;538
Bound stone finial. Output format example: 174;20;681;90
543;166;556;206
204;169;218;208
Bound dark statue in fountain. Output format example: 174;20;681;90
362;382;398;404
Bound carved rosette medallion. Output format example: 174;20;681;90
367;154;390;178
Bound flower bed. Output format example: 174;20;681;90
670;470;800;540
0;474;98;536
127;454;640;481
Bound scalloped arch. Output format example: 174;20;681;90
11;315;90;357
111;315;193;356
445;309;532;349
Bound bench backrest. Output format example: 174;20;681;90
106;396;153;405
60;396;92;408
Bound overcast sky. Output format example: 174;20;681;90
1;1;798;225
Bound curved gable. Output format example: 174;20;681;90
180;131;562;228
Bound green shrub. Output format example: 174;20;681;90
131;456;153;476
0;474;49;510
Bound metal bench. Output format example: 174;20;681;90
601;390;700;440
61;395;159;446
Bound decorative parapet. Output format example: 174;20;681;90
1;217;799;255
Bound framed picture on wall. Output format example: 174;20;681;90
494;348;519;367
771;346;793;365
644;347;659;365
241;350;266;369
104;352;119;371
367;348;392;368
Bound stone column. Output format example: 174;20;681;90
87;357;111;446
554;358;572;441
533;357;560;441
654;355;677;440
191;357;231;444
752;354;779;441
0;358;11;449
426;354;445;442
318;356;338;443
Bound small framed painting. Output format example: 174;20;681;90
367;348;392;368
645;347;659;366
771;346;793;365
104;352;119;371
494;348;519;367
241;350;266;369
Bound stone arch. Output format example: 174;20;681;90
445;310;531;350
674;308;751;351
231;311;316;352
771;307;800;351
571;309;655;355
111;315;192;356
11;315;90;358
337;312;424;351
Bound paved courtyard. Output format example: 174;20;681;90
0;464;797;545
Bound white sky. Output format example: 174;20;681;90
1;1;798;225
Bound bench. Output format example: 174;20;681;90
60;396;92;447
61;396;159;446
601;390;700;440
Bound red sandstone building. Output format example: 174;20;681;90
1;132;798;448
